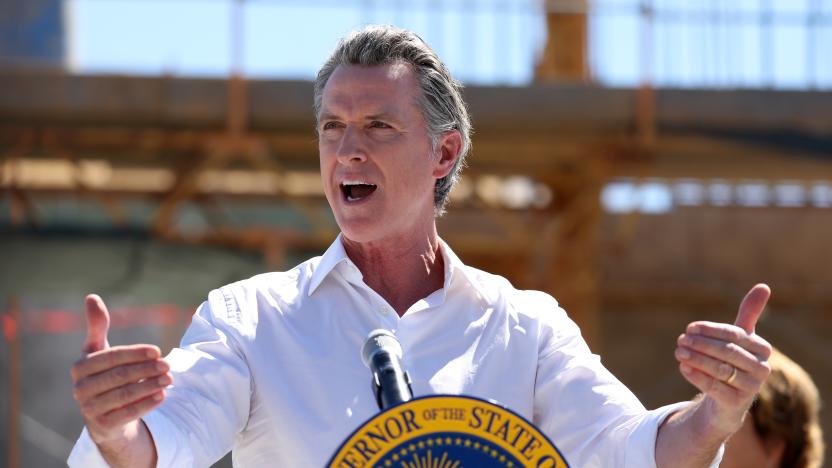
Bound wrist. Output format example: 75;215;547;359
90;420;140;451
693;396;744;442
92;420;157;468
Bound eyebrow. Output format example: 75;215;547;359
317;111;401;123
318;112;339;123
366;113;400;123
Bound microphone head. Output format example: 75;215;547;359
361;329;402;368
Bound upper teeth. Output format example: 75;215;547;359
342;180;373;186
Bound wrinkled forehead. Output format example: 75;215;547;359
318;62;422;118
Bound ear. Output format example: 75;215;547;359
431;129;462;180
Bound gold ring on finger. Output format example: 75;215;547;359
724;366;738;385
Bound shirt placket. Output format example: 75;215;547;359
342;262;400;330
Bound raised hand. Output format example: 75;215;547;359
674;284;773;433
70;294;172;446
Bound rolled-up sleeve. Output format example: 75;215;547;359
68;287;252;467
67;426;110;467
533;302;722;468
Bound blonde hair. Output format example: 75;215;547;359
751;348;824;468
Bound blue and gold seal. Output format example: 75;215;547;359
328;395;569;468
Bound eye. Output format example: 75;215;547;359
321;121;341;131
369;121;392;129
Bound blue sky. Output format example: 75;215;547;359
67;0;832;88
67;0;544;84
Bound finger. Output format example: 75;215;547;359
93;390;166;429
678;363;744;406
675;347;758;392
71;345;162;381
74;360;169;401
677;333;771;368
83;294;111;355
83;374;172;417
684;323;773;360
734;284;770;334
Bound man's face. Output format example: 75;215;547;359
318;63;455;244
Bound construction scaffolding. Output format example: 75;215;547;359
1;1;831;467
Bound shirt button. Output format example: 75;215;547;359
379;307;388;315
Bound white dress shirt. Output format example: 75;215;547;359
69;236;717;467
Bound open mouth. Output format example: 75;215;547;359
340;180;378;202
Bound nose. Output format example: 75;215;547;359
336;127;367;165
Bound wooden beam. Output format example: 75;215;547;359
535;0;589;82
3;72;831;136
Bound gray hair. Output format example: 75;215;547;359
314;25;472;215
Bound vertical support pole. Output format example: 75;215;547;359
553;166;603;350
161;304;180;355
264;233;287;271
535;0;589;82
228;0;247;136
637;0;656;151
533;162;604;351
5;297;21;468
760;0;773;87
807;0;819;89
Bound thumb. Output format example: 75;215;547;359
82;294;111;354
734;284;771;334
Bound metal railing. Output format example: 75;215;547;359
2;0;830;87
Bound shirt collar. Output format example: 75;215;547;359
308;234;351;296
437;238;492;303
307;234;490;302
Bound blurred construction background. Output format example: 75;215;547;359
1;0;830;466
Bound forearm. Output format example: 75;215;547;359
655;398;734;468
96;420;158;468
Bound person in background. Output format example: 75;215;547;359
721;347;824;468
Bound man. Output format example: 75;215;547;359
69;25;773;467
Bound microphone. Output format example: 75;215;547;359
361;329;413;410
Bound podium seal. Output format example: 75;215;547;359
328;395;569;468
